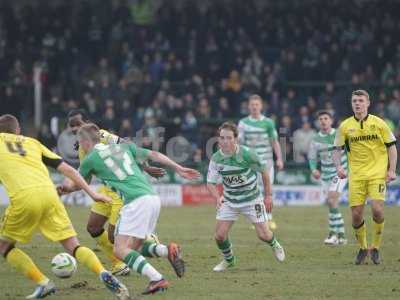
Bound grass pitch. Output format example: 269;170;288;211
1;205;400;300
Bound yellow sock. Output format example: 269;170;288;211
94;231;121;266
353;221;368;250
6;248;48;285
371;219;384;249
75;246;106;275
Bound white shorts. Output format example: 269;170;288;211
216;199;267;224
115;195;161;239
321;176;348;197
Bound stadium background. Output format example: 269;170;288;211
2;1;400;300
1;0;399;207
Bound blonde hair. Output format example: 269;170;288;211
77;123;101;143
248;94;263;103
352;89;370;101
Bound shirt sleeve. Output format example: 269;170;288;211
334;124;346;148
380;119;397;146
128;143;150;161
308;140;318;171
266;120;278;140
248;149;267;172
237;121;245;144
38;140;63;168
207;159;220;184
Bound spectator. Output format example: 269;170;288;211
149;52;164;82
181;110;198;145
101;105;118;132
1;86;23;119
279;115;294;161
197;98;212;120
294;106;312;129
96;76;116;102
0;0;399;167
387;89;400;123
57;125;79;169
293;122;316;163
119;118;134;138
38;124;57;150
214;97;231;119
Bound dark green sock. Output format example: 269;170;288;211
265;235;279;248
216;239;234;263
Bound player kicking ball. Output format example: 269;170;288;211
0;115;129;299
308;111;347;245
207;122;285;272
60;124;200;294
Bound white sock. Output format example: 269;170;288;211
141;264;163;282
154;244;168;257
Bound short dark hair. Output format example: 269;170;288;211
317;110;333;118
218;122;238;138
352;89;370;101
67;109;89;121
77;123;101;143
0;114;19;134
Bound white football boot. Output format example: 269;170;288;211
212;258;236;272
324;233;339;245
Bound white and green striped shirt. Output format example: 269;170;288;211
238;115;278;165
308;129;348;182
207;145;267;207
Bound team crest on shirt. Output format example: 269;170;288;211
347;128;356;133
369;125;376;131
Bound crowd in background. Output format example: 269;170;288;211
0;0;400;165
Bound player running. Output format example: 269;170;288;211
238;95;284;230
207;122;285;272
308;111;347;245
60;123;200;294
66;109;164;276
0;114;129;300
334;90;397;264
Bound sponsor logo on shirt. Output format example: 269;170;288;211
349;134;379;143
223;175;245;185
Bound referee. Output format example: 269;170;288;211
334;90;397;265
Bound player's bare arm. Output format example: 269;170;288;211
308;140;321;180
141;162;167;178
207;183;223;209
261;169;273;213
272;139;284;170
387;144;398;182
333;148;347;179
57;162;110;203
147;150;201;180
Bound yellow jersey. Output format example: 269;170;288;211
0;133;62;198
335;114;396;180
78;129;120;161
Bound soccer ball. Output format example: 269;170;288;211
51;253;77;278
